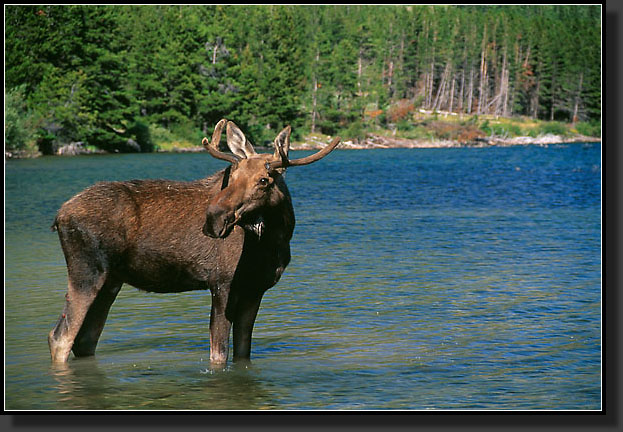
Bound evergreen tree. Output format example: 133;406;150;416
5;4;601;153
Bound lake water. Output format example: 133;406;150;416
4;144;601;411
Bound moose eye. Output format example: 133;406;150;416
258;177;269;187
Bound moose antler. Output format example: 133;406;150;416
269;136;341;170
202;119;240;164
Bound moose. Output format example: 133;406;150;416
48;119;340;364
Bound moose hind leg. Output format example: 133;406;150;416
48;223;111;363
72;279;122;357
48;272;108;362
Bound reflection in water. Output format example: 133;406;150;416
195;362;278;410
48;356;277;410
49;357;113;410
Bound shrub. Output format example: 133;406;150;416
340;120;366;141
456;125;485;143
464;114;479;126
149;124;179;151
387;99;415;123
486;123;522;137
86;129;130;153
539;121;569;136
399;125;430;140
396;119;414;132
5;85;37;153
575;121;601;137
169;119;201;145
480;119;491;135
127;118;154;152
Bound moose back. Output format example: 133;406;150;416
48;119;340;364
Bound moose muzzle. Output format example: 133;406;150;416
202;203;238;238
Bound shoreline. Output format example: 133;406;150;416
152;133;601;152
290;133;601;150
5;133;601;159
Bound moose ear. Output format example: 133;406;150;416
226;121;257;159
273;125;291;161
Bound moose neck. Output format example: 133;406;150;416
242;172;295;245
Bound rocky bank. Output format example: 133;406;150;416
290;133;600;150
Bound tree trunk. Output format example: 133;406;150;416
531;71;540;119
388;59;394;97
467;65;474;114
311;50;319;133
449;73;455;114
478;24;487;114
493;46;509;118
572;71;584;124
397;30;405;98
433;62;451;112
427;27;437;109
357;47;363;97
458;68;465;114
550;74;556;121
212;44;218;65
428;62;435;108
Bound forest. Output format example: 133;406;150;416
5;5;601;155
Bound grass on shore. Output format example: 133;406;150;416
371;112;600;143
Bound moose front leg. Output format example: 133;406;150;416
209;286;232;364
232;293;263;362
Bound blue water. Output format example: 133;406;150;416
4;143;601;410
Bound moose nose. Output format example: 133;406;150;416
203;204;235;238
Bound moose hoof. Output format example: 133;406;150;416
48;331;72;363
210;353;228;365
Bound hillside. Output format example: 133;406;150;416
6;5;601;158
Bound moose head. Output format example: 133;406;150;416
202;119;340;239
